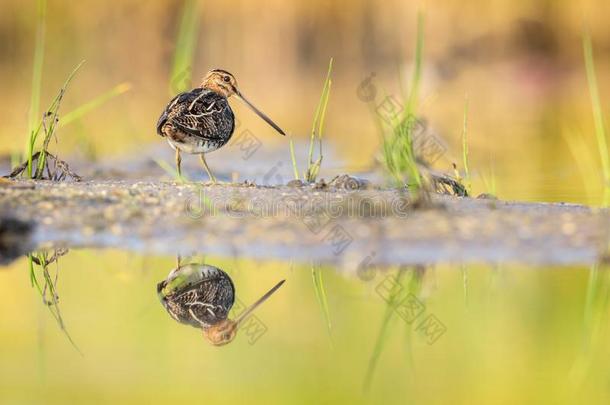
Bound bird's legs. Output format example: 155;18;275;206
175;149;182;178
199;154;217;184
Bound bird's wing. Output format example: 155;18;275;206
156;92;186;136
187;301;226;326
169;90;234;141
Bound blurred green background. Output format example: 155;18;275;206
1;253;609;404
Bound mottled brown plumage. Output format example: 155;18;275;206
156;70;286;182
157;264;235;328
157;262;286;346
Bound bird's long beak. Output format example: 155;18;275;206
235;91;286;136
235;279;286;327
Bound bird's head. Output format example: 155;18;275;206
203;319;238;346
201;69;239;98
201;69;286;136
202;279;286;346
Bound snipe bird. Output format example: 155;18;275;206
157;263;285;346
156;69;286;182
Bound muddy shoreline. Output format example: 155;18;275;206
1;179;609;270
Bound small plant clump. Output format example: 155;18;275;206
8;150;82;181
9;0;130;182
374;13;468;200
28;249;82;354
13;62;86;181
289;58;333;183
10;60;129;182
378;13;425;193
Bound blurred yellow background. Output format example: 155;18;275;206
1;0;610;202
1;252;608;404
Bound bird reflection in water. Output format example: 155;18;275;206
157;261;285;346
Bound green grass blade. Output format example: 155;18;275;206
60;82;132;127
311;265;332;339
363;268;407;392
45;60;86;114
561;129;598;204
378;12;425;190
29;255;42;292
307;58;333;165
169;0;200;94
316;60;333;142
570;263;610;385
404;12;424;188
153;159;216;215
583;29;610;206
26;0;47;177
405;12;424;114
28;252;83;355
288;136;300;180
28;0;46;137
584;264;601;334
35;61;85;177
154;158;188;183
316;76;332;163
461;264;469;308
462;96;471;194
306;58;333;182
481;150;497;196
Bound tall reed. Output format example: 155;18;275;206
583;29;610;206
379;12;425;192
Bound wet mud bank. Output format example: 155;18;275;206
1;179;609;270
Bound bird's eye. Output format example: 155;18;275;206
223;76;231;83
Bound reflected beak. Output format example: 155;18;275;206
235;279;286;327
235;91;286;136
